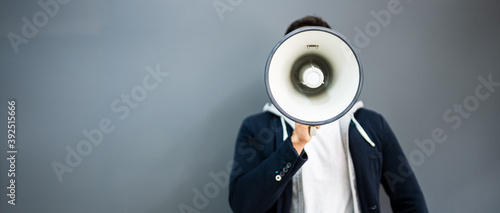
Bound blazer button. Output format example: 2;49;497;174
369;205;377;210
275;175;282;181
279;171;285;176
283;167;289;173
286;162;292;168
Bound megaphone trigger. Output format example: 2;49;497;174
309;126;317;136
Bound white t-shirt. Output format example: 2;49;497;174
299;121;354;213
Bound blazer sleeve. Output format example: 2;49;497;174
229;115;307;213
379;115;429;213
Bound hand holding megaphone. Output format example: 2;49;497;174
291;123;320;154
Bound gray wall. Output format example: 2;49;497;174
1;0;499;212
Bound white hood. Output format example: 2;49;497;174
262;101;365;128
262;101;374;146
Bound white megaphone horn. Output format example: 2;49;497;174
264;26;363;135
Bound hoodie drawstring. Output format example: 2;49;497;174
351;114;375;147
281;117;288;141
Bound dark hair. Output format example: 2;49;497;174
285;15;331;35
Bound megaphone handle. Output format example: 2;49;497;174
309;126;317;136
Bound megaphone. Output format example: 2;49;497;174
265;26;363;128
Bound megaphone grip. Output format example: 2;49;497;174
309;126;317;136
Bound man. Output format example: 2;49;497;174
229;16;428;213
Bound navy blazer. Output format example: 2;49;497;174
229;108;428;213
